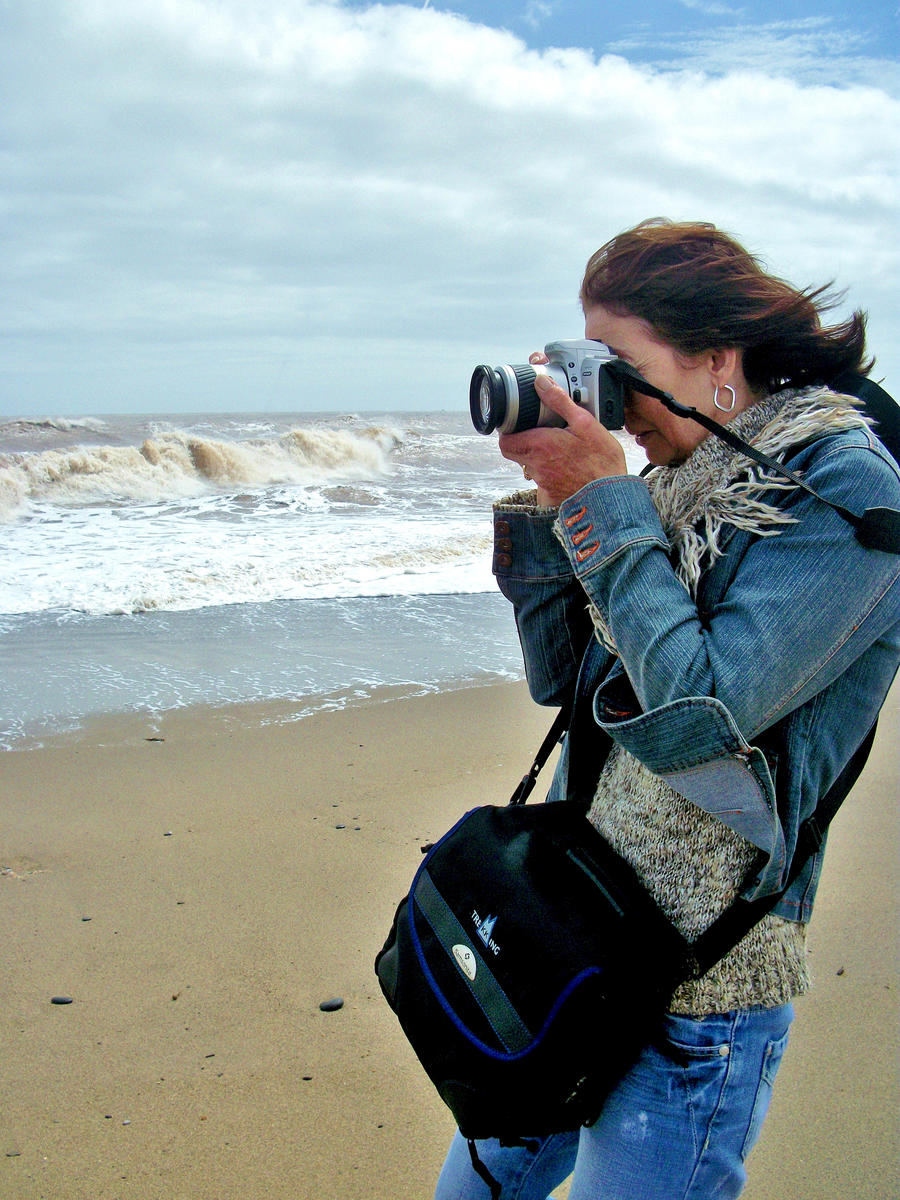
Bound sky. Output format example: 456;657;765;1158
1;0;898;416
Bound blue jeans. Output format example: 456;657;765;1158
434;1004;792;1200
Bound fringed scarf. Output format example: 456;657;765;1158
588;386;870;652
648;385;869;599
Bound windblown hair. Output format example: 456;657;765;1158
580;218;873;394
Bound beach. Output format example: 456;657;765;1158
2;679;897;1200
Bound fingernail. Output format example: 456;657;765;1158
534;372;552;390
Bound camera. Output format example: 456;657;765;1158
469;340;626;435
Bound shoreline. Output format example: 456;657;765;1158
2;680;897;1199
0;592;525;751
3;675;519;754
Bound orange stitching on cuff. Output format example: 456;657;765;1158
564;506;587;527
572;523;594;546
575;543;599;562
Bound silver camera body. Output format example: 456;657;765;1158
470;340;626;435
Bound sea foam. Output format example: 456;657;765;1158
0;424;402;522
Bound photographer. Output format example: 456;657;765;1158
435;219;900;1199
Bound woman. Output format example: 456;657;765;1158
435;219;900;1199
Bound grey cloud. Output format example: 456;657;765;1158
2;0;898;414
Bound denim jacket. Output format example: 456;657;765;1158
493;426;900;921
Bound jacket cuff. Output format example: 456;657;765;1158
492;500;571;579
595;689;788;899
556;476;668;572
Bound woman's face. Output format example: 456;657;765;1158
583;305;725;466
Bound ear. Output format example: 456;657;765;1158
706;346;741;385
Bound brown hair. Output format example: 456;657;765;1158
580;218;872;393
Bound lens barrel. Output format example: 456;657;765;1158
469;366;505;434
469;364;545;435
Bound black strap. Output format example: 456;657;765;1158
467;1139;501;1199
685;719;878;978
607;361;900;553
831;370;900;464
664;400;900;554
509;705;569;805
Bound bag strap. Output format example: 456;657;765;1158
831;370;900;464
516;698;878;980
684;718;878;978
508;705;570;805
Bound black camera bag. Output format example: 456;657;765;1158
375;791;688;1143
375;693;877;1178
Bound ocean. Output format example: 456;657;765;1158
0;410;641;748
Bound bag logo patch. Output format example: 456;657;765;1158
452;944;477;980
472;911;501;956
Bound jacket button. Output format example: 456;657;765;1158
495;537;512;552
495;553;513;568
495;520;511;536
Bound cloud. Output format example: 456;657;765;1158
677;0;745;17
523;2;558;30
615;15;900;90
1;0;898;413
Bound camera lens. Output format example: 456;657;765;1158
469;363;549;435
469;367;505;434
477;377;495;425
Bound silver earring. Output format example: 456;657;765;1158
713;383;736;412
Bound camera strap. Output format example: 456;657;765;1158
607;361;900;554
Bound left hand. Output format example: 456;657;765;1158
499;373;628;506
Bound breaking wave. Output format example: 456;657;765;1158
0;416;109;437
0;424;402;521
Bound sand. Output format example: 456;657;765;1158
1;681;897;1199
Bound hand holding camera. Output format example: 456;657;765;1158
470;340;627;436
469;339;630;505
499;373;628;506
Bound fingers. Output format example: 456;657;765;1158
533;372;591;427
497;430;531;463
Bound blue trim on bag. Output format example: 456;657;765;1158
408;811;604;1062
414;867;534;1052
